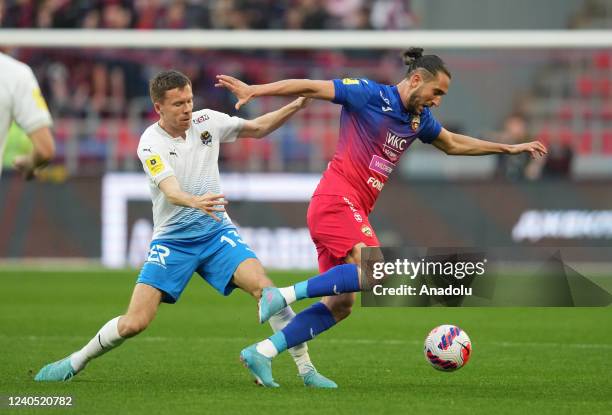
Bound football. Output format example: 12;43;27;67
424;325;472;371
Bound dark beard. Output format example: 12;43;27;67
406;87;423;114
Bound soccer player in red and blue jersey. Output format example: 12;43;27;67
216;47;547;387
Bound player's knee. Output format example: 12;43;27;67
232;259;273;300
331;303;353;321
118;315;151;338
325;299;354;322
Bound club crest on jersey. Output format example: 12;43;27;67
200;131;212;146
411;115;421;131
361;225;373;237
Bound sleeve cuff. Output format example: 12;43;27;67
225;117;245;143
152;170;175;186
22;117;53;135
331;79;344;105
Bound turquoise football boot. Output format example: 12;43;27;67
239;345;279;387
300;365;338;388
34;357;76;382
258;287;287;324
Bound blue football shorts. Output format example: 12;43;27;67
136;227;257;303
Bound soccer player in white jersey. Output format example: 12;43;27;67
0;51;55;179
34;70;337;388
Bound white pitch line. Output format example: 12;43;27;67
1;335;611;349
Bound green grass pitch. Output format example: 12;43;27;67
1;270;611;415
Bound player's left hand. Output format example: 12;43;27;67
215;75;254;110
508;141;547;158
191;193;228;222
12;155;38;180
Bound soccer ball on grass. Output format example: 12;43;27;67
424;324;472;371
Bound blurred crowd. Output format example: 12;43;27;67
3;0;604;179
1;0;416;123
0;0;417;30
16;45;394;120
3;46;395;174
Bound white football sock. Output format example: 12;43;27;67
278;287;297;305
256;339;279;358
70;316;125;372
268;306;314;375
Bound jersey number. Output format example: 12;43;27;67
220;230;246;248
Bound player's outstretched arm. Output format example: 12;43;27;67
215;75;334;110
238;97;310;139
12;126;55;180
433;128;547;158
158;176;227;222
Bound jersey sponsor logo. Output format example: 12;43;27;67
384;130;413;162
145;155;164;176
411;115;421;131
193;114;210;124
32;88;49;111
146;244;170;267
383;146;400;161
386;131;408;150
368;155;395;178
367;176;384;191
200;131;212;146
382;106;393;112
342;78;360;85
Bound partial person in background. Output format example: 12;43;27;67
0;51;55;179
494;114;573;180
493;114;538;180
532;133;574;179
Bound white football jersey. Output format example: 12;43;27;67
137;109;244;240
0;52;53;176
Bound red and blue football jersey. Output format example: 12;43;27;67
313;78;442;214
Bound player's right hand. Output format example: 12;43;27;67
215;75;254;110
192;193;228;222
12;154;38;180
